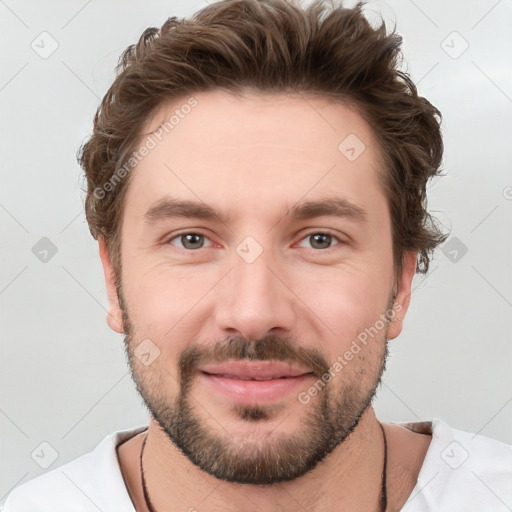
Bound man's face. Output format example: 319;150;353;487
101;90;415;485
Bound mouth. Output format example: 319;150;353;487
198;360;314;380
197;361;315;403
201;373;308;380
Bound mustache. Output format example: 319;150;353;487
178;334;330;385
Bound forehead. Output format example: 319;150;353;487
123;89;387;224
141;89;380;162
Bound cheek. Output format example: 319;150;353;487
120;261;198;347
304;267;389;349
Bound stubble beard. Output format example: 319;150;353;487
119;290;389;485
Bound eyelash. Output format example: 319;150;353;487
165;230;345;253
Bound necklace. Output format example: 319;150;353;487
140;422;388;512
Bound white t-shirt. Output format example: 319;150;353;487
2;418;511;511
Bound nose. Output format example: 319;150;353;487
214;242;297;342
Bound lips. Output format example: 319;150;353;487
199;361;313;380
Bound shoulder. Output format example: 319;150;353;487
400;418;512;512
1;425;147;512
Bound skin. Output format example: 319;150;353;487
99;89;431;511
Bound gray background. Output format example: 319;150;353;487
1;0;511;500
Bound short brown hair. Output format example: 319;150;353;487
78;0;447;282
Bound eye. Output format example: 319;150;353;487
297;231;343;250
167;232;213;250
165;231;344;252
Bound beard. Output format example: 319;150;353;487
119;288;390;486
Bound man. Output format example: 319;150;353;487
3;0;511;511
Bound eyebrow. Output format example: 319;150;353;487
143;196;367;225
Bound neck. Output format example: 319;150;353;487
141;407;387;512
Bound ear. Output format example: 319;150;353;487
98;237;124;334
387;251;417;340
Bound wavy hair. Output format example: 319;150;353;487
78;0;447;281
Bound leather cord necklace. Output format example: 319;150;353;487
139;422;388;512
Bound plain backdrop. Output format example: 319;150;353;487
1;0;511;500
